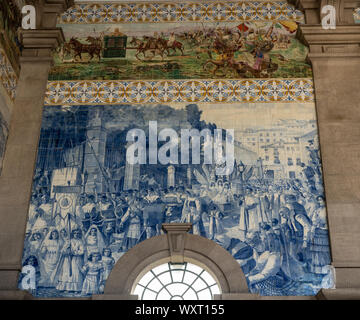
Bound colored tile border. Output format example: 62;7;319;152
45;78;314;105
0;48;18;102
59;1;305;24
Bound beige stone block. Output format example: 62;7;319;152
324;203;360;263
0;145;38;180
0;271;20;291
323;174;360;202
319;288;360;300
0;204;32;232
316;100;360;122
10;106;44;126
0;290;33;300
318;121;360;144
333;268;360;288
320;143;360;175
0;233;26;265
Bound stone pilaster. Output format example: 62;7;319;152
0;0;73;298
289;0;360;24
297;2;360;297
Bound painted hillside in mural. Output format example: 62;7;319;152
19;102;333;297
49;20;312;81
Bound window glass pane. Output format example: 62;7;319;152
147;277;163;292
197;289;212;300
158;272;172;285
182;271;197;285
201;271;216;286
142;289;157;300
192;277;207;291
167;283;189;296
157;288;172;300
133;285;144;298
133;263;220;300
186;263;203;274
153;264;169;275
138;271;154;286
210;284;221;295
182;288;198;300
171;270;184;282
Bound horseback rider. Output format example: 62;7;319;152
167;32;176;47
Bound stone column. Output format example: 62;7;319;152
295;0;360;299
0;0;73;299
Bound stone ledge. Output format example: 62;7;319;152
298;24;360;57
20;29;65;50
318;288;360;299
215;293;316;300
0;290;33;300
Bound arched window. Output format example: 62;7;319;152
132;262;221;300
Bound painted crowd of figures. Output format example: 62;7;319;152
20;137;332;297
52;21;311;80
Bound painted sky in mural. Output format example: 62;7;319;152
50;20;312;81
19;102;333;297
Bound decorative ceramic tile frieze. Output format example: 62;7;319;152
0;48;18;102
59;1;304;24
355;8;360;22
45;78;314;105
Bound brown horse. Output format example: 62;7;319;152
69;37;102;61
86;36;103;48
130;37;164;61
157;38;184;56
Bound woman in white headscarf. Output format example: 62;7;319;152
38;228;62;287
53;228;85;293
84;224;106;260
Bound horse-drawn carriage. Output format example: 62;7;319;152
60;33;184;63
103;35;128;58
60;35;128;62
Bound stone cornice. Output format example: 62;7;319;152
299;24;360;58
19;29;65;63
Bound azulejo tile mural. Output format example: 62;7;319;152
0;48;18;102
51;19;311;81
59;2;305;24
19;102;334;297
0;0;22;75
18;0;334;299
45;79;314;105
355;8;360;23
